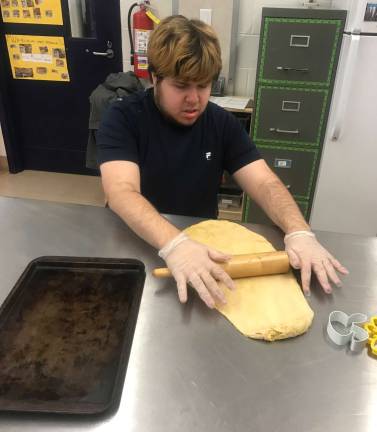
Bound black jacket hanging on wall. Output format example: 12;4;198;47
86;71;144;170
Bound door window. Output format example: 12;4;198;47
67;0;96;38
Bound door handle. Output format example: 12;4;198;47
269;128;299;134
276;66;309;73
92;48;114;59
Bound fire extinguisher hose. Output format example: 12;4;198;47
128;2;138;65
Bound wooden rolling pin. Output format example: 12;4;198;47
152;251;290;279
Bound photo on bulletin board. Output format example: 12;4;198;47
364;3;377;21
0;0;63;25
6;34;70;82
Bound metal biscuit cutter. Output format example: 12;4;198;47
327;311;369;353
364;316;377;356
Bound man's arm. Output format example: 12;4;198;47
100;160;235;307
233;160;348;294
101;160;181;249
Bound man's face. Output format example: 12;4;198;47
152;75;212;126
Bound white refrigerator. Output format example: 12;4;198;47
310;0;377;236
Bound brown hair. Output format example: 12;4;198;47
147;15;222;83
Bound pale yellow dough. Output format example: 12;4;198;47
184;220;314;341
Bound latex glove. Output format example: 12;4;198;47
159;233;235;308
284;230;349;296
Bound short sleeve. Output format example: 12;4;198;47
97;100;139;166
222;110;261;175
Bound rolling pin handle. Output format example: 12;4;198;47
152;267;172;278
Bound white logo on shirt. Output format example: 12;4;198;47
205;152;212;161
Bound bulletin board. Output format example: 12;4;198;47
0;0;63;25
6;34;70;81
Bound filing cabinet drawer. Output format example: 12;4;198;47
218;192;243;210
258;145;318;199
218;208;243;222
259;17;342;86
245;199;271;226
253;86;327;146
245;197;310;226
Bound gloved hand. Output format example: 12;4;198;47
158;233;235;308
284;230;349;296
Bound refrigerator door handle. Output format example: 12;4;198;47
331;33;360;141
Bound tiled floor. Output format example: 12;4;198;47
0;168;106;207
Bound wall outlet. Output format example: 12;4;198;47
200;8;212;25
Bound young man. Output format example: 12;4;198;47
98;16;348;309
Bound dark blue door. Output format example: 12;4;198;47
0;0;122;174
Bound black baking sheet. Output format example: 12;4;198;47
0;256;145;415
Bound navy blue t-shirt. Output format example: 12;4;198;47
97;88;261;218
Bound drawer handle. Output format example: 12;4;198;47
269;128;299;135
276;66;309;73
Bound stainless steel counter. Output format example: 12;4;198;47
0;197;376;432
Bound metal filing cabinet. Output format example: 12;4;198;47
244;7;346;225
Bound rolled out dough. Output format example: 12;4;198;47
184;220;314;341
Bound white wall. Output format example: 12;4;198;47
178;0;236;94
0;125;6;157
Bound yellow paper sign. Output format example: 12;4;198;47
6;34;70;82
1;0;63;25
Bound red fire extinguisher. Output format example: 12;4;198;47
128;1;154;79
